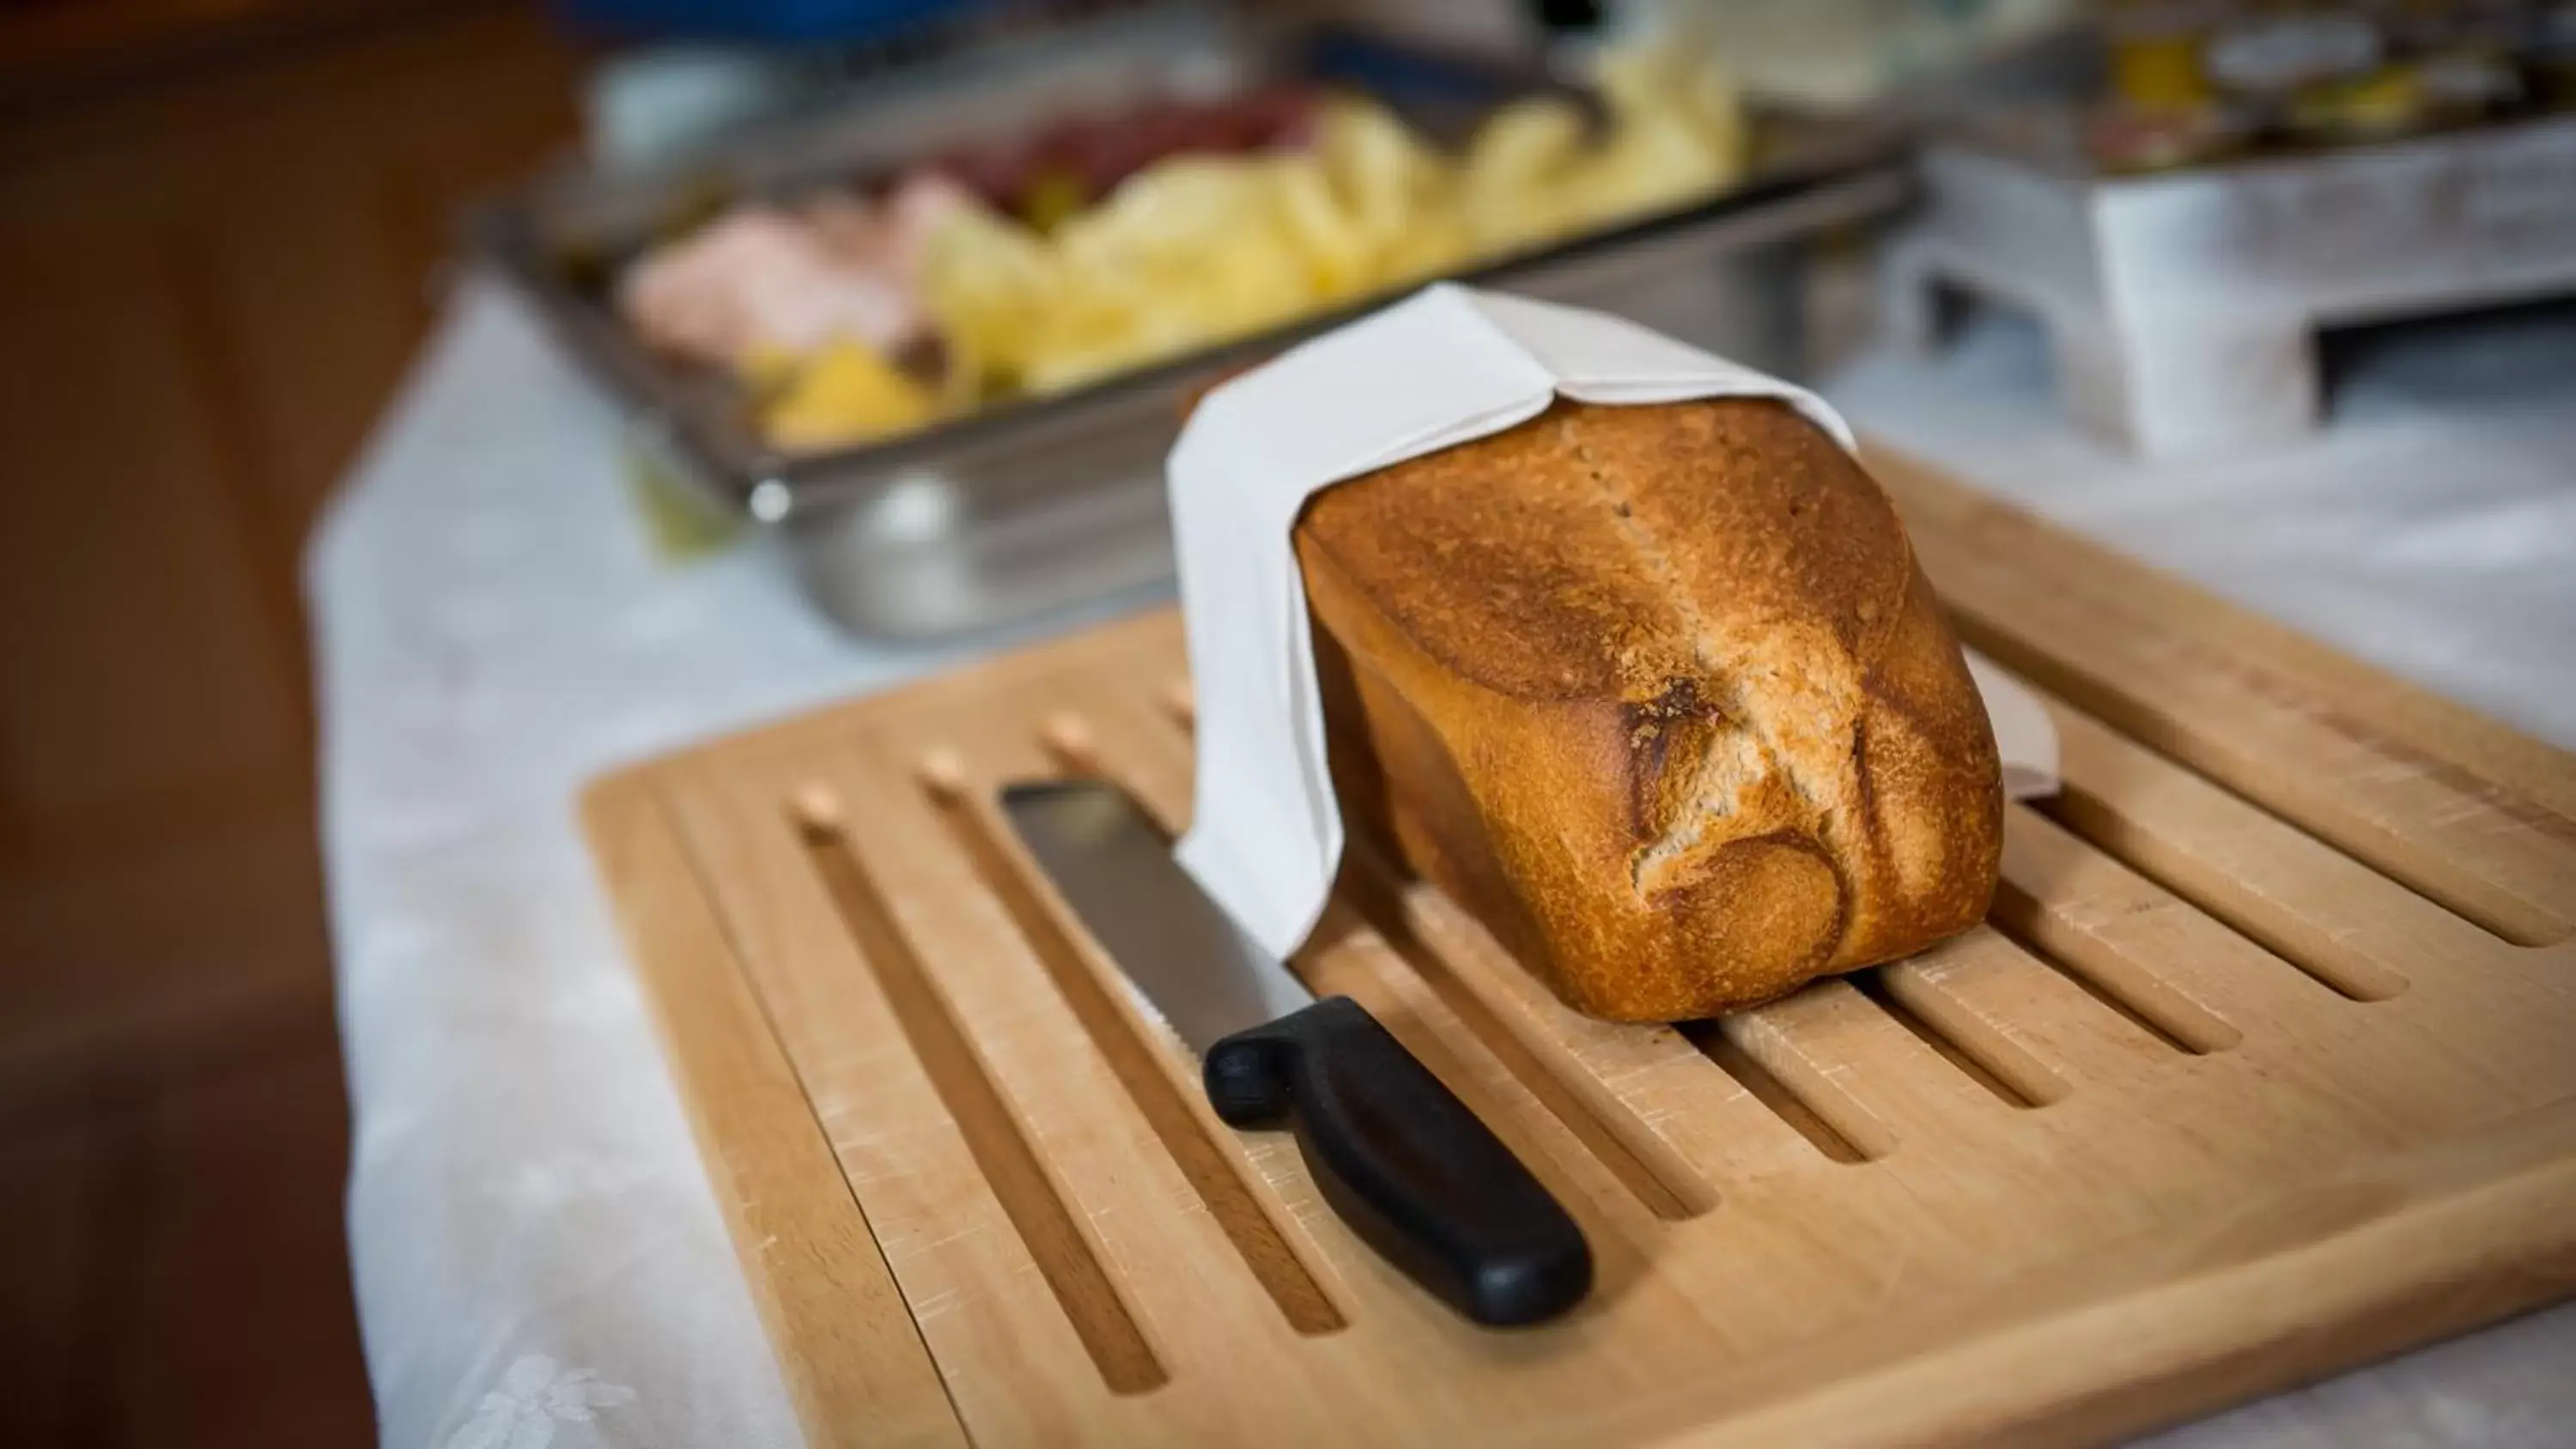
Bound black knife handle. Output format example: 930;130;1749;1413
1203;996;1591;1326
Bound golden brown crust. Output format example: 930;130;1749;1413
1296;397;2002;1021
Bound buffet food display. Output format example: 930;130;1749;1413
613;46;1756;453
477;14;1917;636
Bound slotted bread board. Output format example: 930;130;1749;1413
584;448;2576;1448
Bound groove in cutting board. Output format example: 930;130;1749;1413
1968;660;2421;1002
591;783;974;1448
2036;787;2412;1003
1037;712;1105;773
1850;967;2050;1110
1119;696;1722;1222
1991;834;2247;1058
1676;1019;1875;1165
1873;956;2074;1107
910;755;1346;1337
789;785;1169;1395
2023;700;2420;1003
2037;696;2436;1001
1943;611;2573;950
1983;906;2211;1057
1722;991;1916;1161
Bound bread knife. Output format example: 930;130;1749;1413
1000;778;1591;1326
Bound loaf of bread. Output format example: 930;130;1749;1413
1296;397;2002;1022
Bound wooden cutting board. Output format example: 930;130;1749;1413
582;447;2576;1448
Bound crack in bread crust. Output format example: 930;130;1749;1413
1570;420;1857;954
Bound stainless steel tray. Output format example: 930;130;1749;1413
477;9;1913;638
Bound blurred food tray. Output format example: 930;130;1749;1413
475;5;1913;638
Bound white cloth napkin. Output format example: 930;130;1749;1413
1170;282;2057;961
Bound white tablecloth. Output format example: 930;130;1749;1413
315;282;2576;1448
